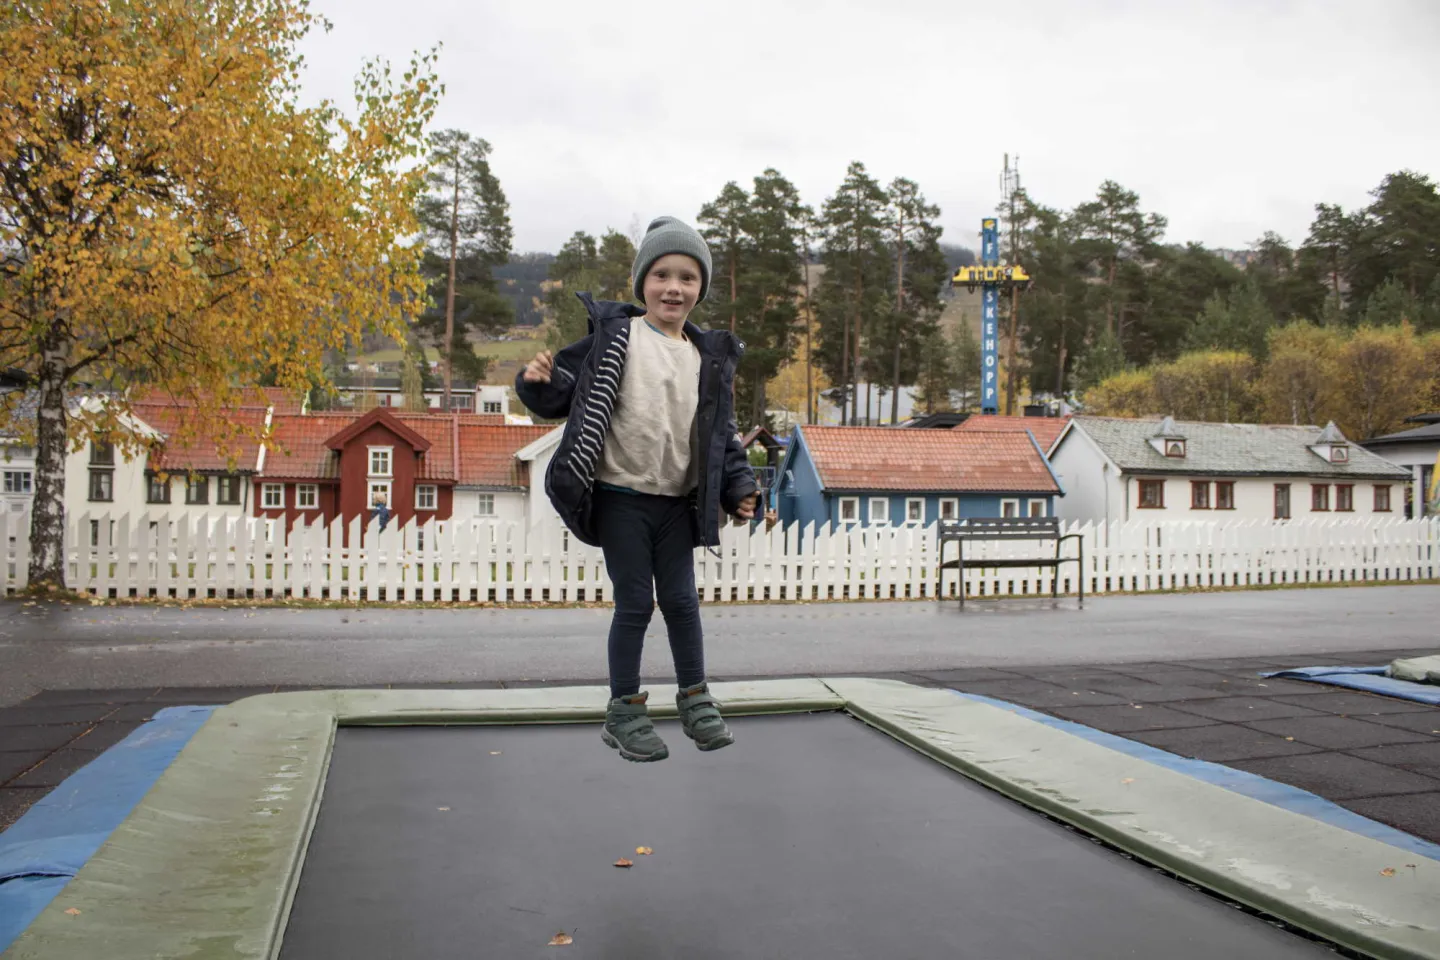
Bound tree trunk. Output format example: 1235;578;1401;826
893;219;905;425
443;170;459;412
1106;255;1117;335
729;231;738;335
801;248;814;425
28;341;70;589
840;302;850;427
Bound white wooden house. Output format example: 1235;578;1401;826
1050;416;1412;524
1361;415;1440;518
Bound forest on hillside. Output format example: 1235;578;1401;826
404;126;1438;437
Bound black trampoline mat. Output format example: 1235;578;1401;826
279;713;1332;959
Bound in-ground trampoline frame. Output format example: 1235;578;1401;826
4;678;1437;960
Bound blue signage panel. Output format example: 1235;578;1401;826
982;286;999;414
980;218;1000;415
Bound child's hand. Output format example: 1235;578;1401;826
735;493;758;520
522;351;553;383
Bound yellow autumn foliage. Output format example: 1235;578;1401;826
1;0;441;582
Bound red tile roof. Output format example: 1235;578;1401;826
263;413;348;480
260;412;527;482
135;403;268;474
954;414;1070;452
456;424;553;488
798;425;1059;494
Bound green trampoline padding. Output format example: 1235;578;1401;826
4;679;1438;960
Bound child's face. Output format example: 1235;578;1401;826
641;254;703;325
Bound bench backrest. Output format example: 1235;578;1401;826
938;517;1061;541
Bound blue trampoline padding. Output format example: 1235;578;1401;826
950;691;1440;864
0;705;216;952
1257;666;1440;706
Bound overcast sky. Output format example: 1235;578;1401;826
298;0;1439;256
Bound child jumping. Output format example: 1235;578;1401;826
516;216;759;762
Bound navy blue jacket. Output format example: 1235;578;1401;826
514;293;757;549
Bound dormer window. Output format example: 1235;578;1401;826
1308;421;1351;465
1164;439;1186;458
1331;445;1349;463
1149;416;1187;459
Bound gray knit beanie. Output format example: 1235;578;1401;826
631;216;712;303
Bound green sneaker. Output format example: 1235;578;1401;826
601;692;669;762
676;682;733;751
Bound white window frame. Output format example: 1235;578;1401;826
938;498;959;521
416;484;437;511
3;470;32;494
905;497;925;524
1000;498;1021;518
296;484;319;510
838;497;859;524
261;483;285;509
1027;499;1047;518
368;446;393;478
868;497;890;524
482;401;502;414
476;493;496;517
369;480;392;507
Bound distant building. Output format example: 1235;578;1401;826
333;377;513;417
1361;414;1440;518
1049;416;1411;525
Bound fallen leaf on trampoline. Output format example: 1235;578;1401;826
636;846;653;856
1380;867;1396;877
490;751;502;756
1284;737;1295;741
548;932;574;946
437;806;450;812
614;858;634;868
64;908;81;916
1121;778;1135;785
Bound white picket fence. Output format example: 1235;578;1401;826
2;510;1437;604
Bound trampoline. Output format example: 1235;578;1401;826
5;679;1440;960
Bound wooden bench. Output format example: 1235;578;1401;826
936;517;1084;607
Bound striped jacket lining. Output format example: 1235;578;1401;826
566;323;631;486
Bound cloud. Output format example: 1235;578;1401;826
298;0;1440;253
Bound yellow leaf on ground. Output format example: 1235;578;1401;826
636;846;653;856
1380;867;1396;877
1121;778;1135;784
64;908;81;916
1284;737;1295;741
614;858;633;868
490;751;502;756
437;807;450;812
548;932;574;946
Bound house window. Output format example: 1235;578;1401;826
297;484;318;509
1311;484;1330;512
938;498;958;521
482;401;503;414
1164;439;1186;458
1000;499;1020;518
90;441;114;466
369;480;391;508
1138;479;1165;509
868;497;889;524
449;395;474;412
1374;485;1392;513
146;475;170;504
906;498;924;523
186;475;209;505
476;493;495;517
1027;499;1047;518
1190;481;1210;509
3;470;32;494
261;483;284;509
839;497;859;523
416;484;437;511
216;475;242;505
88;469;113;502
1331;446;1349;463
369;447;392;477
1215;481;1235;510
1335;484;1353;512
1274;483;1291;520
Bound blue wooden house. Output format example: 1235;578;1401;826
776;425;1063;529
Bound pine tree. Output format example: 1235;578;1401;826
415;130;514;407
1071;181;1167;342
880;178;946;423
816;162;889;424
543;229;635;351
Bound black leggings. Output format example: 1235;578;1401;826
593;489;705;699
